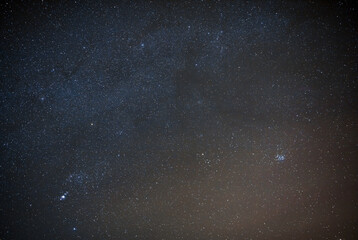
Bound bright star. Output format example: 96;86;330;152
60;191;68;201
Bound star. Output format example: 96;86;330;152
60;191;69;201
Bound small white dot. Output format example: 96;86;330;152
60;191;68;201
73;227;77;231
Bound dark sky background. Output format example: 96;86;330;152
1;0;357;239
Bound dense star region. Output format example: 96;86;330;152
1;1;357;239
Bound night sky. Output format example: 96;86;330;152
1;1;358;239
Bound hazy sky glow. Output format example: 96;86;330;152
1;1;357;239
